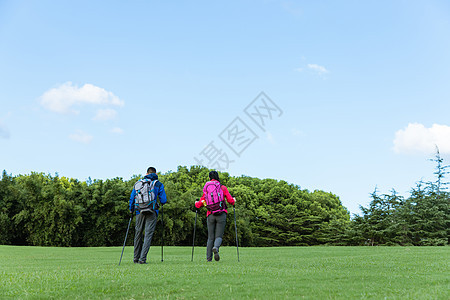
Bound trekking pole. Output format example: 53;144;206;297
119;214;133;266
161;204;164;262
191;209;198;262
233;205;240;262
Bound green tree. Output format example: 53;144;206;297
349;149;449;246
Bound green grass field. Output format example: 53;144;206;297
0;245;448;299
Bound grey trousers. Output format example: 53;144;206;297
134;211;158;263
206;213;227;261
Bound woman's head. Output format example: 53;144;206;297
209;170;220;181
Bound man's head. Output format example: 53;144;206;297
147;167;157;174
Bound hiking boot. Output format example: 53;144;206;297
212;247;220;261
134;260;139;264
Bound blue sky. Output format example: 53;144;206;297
1;0;450;215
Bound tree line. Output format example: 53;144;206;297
0;166;350;247
0;155;448;247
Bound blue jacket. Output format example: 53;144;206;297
129;173;167;215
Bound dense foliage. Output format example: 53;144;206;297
0;166;349;247
1;153;448;247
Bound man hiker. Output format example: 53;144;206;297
129;167;167;264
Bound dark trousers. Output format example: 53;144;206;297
134;211;158;263
206;213;227;261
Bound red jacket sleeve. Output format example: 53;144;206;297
221;185;235;205
195;191;207;208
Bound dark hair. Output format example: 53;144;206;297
147;167;157;174
209;171;219;181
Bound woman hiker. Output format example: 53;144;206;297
195;171;235;262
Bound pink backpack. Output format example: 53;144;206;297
203;181;227;215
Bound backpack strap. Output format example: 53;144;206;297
150;180;158;198
150;180;158;188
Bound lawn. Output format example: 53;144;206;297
0;245;448;299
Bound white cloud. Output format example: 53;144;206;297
69;130;93;144
110;127;124;134
393;123;450;154
307;64;329;75
93;108;117;121
40;82;124;114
